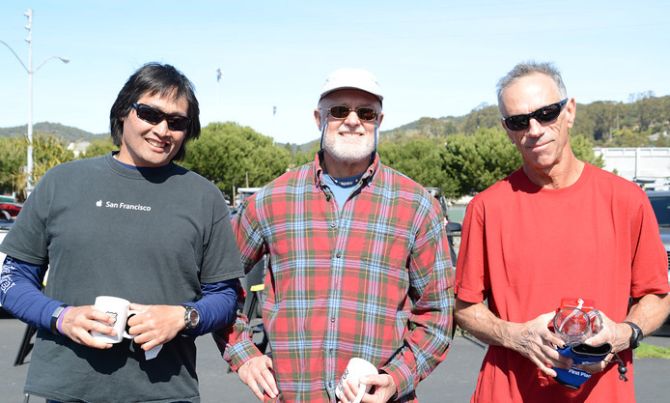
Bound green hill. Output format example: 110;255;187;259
0;122;104;143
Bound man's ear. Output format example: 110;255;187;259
565;98;577;128
313;109;322;129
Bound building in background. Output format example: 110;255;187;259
594;147;670;191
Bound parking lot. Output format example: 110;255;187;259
1;315;669;402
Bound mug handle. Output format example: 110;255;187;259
123;310;140;339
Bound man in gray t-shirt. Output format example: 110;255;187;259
0;63;244;402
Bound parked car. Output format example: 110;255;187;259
0;202;21;219
647;191;670;334
647;191;670;272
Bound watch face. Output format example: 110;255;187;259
185;307;199;328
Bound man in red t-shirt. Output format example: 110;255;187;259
454;61;670;402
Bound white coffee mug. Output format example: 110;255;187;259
335;357;378;403
90;296;138;343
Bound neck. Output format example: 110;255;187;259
322;152;372;178
523;152;585;190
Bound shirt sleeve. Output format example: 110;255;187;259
630;191;670;297
454;197;488;303
379;201;455;398
182;279;242;336
0;256;63;331
200;200;245;284
216;199;266;370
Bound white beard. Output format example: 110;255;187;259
322;126;376;163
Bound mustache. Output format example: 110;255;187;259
336;124;366;136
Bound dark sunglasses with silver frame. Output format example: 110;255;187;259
502;98;568;131
131;103;191;131
326;105;379;122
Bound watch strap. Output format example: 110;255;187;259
50;304;67;335
623;321;643;349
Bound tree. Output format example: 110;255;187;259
0;133;75;199
82;137;118;158
442;128;520;196
183;122;291;198
379;137;454;194
0;137;24;195
570;135;604;167
32;133;76;188
462;104;501;134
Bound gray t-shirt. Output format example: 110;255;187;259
1;153;243;402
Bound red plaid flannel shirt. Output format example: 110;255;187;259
223;153;454;402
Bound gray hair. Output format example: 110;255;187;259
496;61;568;113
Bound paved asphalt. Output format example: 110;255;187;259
1;316;669;402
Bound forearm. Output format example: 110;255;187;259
0;256;63;331
185;279;241;336
624;293;670;342
215;312;264;371
455;298;516;348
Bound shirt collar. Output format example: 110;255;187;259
313;151;380;188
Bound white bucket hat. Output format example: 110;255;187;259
319;68;383;103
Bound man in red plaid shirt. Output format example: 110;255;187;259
219;68;455;402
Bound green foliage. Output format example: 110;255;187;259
442;128;521;196
379;137;455;194
570;135;604;167
382;95;670;147
183;122;291;198
462;104;501;134
83;137;118;158
608;128;652;147
635;343;670;359
33;133;76;181
0;137;24;194
292;142;320;167
0;133;75;198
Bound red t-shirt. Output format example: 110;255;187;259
455;163;669;403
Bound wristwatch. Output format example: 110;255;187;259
182;305;200;330
624;321;643;349
50;304;67;334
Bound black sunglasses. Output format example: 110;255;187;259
327;105;378;122
502;98;568;131
132;103;190;131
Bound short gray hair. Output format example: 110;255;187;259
496;61;568;112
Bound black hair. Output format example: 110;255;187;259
109;62;200;161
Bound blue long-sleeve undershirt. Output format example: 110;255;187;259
0;255;240;336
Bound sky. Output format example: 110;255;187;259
1;1;669;146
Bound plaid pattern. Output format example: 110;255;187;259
224;153;454;402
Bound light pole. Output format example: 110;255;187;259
0;8;69;196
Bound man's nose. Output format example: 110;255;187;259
344;110;362;126
526;118;544;137
153;119;170;136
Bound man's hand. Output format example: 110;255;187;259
583;310;630;353
127;303;185;351
58;305;115;349
338;373;396;403
238;355;279;401
578;310;630;374
505;312;572;377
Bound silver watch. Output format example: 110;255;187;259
183;305;200;330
